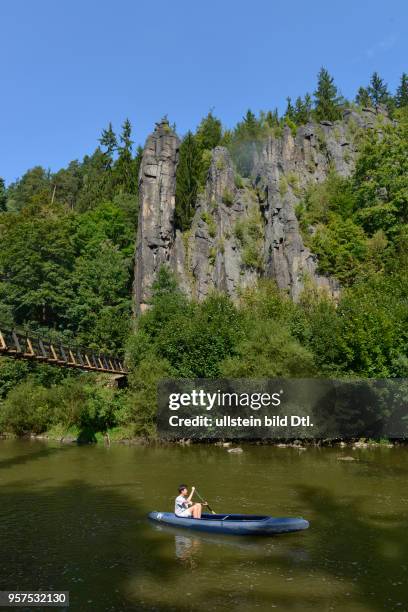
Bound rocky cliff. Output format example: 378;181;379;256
133;109;385;311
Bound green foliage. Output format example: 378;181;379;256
234;174;244;189
295;168;394;283
195;111;222;151
355;86;372;107
0;198;134;351
0;359;31;399
128;268;242;381
295;94;313;124
99;122;117;168
356;72;394;114
335;271;408;377
114;118;138;194
0;202;78;327
221;282;315;377
5;119;140;216
174;112;224;232
310;215;368;284
234;206;264;271
0;373;124;438
353;121;408;235
367;72;391;108
7;167;51;211
227;110;264;176
0;380;60;435
313;67;343;122
395;73;408;108
124;355;172;438
175;132;201;231
201;211;216;237
222;188;234;206
285;95;312;126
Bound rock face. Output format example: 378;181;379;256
133;108;385;310
133;119;180;312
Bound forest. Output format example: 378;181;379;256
0;68;407;440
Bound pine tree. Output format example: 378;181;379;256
313;67;343;122
367;72;390;107
355;86;371;107
395;73;408;108
294;95;312;124
175;132;201;231
265;109;279;128
118;119;133;159
115;119;136;193
304;93;313;119
99;122;117;167
0;177;7;211
242;109;260;138
285;97;295;122
195;111;222;151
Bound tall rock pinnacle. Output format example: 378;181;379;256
133;118;180;313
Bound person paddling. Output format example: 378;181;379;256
175;484;206;519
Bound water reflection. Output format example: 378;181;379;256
152;522;310;565
174;535;201;567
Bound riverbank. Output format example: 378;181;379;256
0;427;401;449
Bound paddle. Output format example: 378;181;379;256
194;487;216;515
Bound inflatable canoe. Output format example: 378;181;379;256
148;512;309;536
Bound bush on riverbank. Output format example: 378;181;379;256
0;374;124;439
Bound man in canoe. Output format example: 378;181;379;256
175;484;205;519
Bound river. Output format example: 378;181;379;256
0;440;407;611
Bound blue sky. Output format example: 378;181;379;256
0;0;407;184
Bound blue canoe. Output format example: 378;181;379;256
148;512;309;536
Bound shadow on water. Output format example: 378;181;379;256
296;484;408;610
0;443;74;471
0;479;193;611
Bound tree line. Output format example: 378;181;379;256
175;68;408;229
0;69;407;440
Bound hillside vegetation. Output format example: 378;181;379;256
0;69;407;439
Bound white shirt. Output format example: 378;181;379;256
175;495;188;516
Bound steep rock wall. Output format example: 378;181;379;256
133;108;385;310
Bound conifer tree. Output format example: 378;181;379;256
99;122;117;168
313;67;343;121
294;94;312;124
115;119;136;193
195;111;222;151
242;109;260;138
265;109;279;128
355;86;372;107
395;73;408;108
367;72;390;107
285;97;295;122
175;132;201;231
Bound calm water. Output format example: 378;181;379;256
0;440;407;611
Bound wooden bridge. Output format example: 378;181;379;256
0;326;127;375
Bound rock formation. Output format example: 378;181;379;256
133;108;386;311
133;119;180;312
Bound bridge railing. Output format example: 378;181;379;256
0;325;127;375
